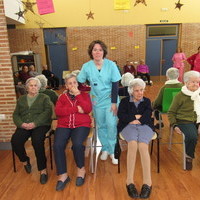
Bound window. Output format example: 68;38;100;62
147;25;178;37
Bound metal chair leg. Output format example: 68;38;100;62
182;134;186;170
48;131;53;170
12;149;17;172
157;136;160;173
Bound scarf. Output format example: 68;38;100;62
181;85;200;123
165;79;180;85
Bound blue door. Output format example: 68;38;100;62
48;44;68;83
43;28;68;84
146;39;161;76
162;39;177;75
146;25;179;76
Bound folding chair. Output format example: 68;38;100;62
168;127;186;170
12;128;54;172
157;88;181;137
117;131;160;173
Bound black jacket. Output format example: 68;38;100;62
117;96;154;133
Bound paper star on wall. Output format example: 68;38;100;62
134;0;147;6
86;11;94;20
35;21;45;28
22;0;36;13
31;33;39;44
15;8;26;20
175;0;184;10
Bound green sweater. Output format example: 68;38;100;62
152;83;183;110
39;89;58;105
168;92;197;126
13;93;52;128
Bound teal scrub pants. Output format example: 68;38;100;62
94;106;118;154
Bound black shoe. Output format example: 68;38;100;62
40;173;48;184
56;176;71;191
140;184;152;199
186;158;193;170
154;122;164;129
24;159;32;174
76;175;86;186
126;184;139;198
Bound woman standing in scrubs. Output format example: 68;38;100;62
172;47;186;83
77;40;121;164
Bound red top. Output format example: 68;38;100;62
187;53;198;70
123;65;136;75
55;92;92;128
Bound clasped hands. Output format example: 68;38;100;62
129;114;142;125
21;122;35;130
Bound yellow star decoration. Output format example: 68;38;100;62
175;0;184;10
134;0;147;6
31;33;39;44
35;21;45;28
22;0;36;13
15;7;26;20
86;11;94;20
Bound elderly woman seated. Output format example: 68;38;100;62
11;77;52;184
54;73;92;191
117;78;154;199
168;70;200;170
152;67;183;129
118;72;134;97
36;74;58;105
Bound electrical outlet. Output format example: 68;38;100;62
0;114;6;120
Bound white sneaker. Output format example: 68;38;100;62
110;154;118;165
100;151;109;160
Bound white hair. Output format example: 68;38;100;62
64;73;77;84
184;70;200;83
71;70;80;76
36;74;48;89
166;68;179;80
128;78;146;95
121;72;134;87
25;77;41;90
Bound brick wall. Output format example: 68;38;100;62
67;25;146;71
0;0;16;142
8;28;46;66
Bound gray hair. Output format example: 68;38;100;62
25;77;41;90
36;74;48;89
183;70;200;83
121;72;134;87
166;68;179;80
64;73;77;84
128;78;146;95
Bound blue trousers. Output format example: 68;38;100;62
53;127;90;175
94;106;118;154
178;123;198;158
11;125;50;171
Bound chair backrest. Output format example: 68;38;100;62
162;88;181;113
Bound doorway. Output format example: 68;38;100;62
43;28;68;84
146;24;179;76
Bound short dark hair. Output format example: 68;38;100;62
88;40;107;59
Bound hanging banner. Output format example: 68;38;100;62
114;0;131;10
36;0;55;15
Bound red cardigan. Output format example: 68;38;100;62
187;53;198;70
55;92;92;128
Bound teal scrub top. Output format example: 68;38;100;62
77;58;121;108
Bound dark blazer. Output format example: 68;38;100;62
117;96;154;133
